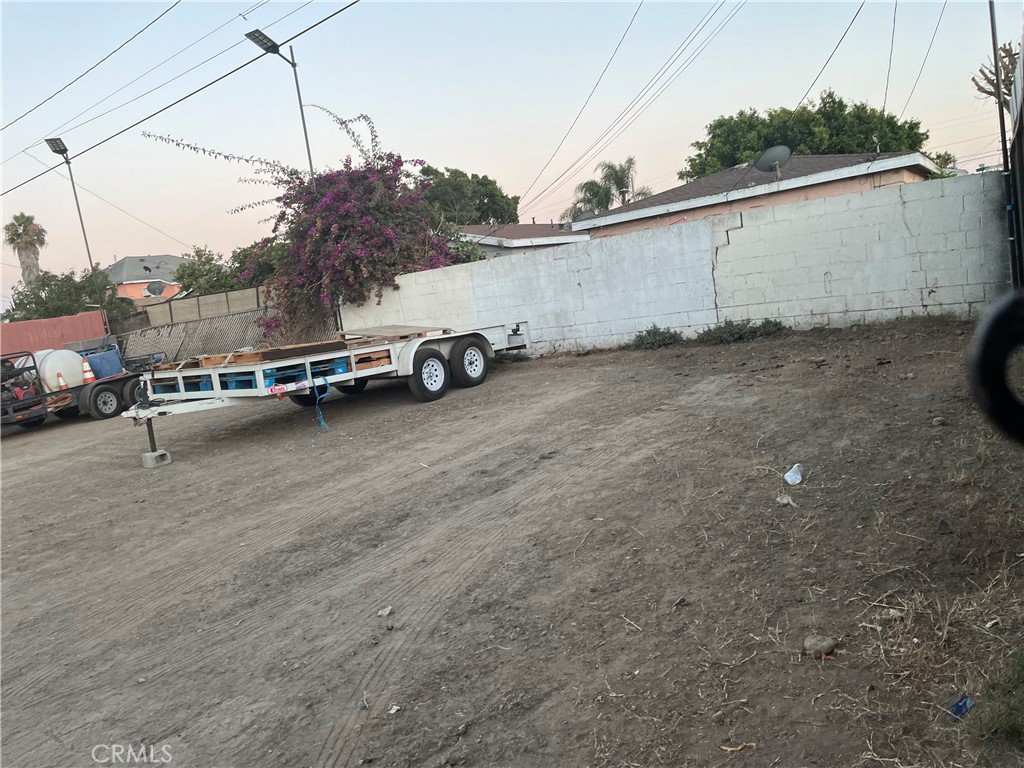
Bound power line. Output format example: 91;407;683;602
880;0;898;117
519;0;731;216
794;1;866;110
519;1;725;215
1;0;362;197
898;0;946;120
522;0;745;216
519;1;644;204
2;2;182;131
2;0;316;167
23;150;192;248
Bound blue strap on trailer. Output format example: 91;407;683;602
312;377;330;436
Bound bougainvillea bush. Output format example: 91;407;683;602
146;112;458;340
246;152;455;338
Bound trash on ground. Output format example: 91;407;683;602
388;704;401;715
947;694;974;722
984;618;1001;630
858;622;883;632
784;464;803;485
719;742;756;752
880;608;905;621
776;494;797;507
937;519;953;535
378;605;393;617
931;417;946;427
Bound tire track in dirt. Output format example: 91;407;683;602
314;403;699;768
3;386;594;710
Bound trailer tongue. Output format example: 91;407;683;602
122;323;529;466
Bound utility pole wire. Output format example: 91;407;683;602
898;0;946;120
519;1;644;204
1;0;362;197
794;1;865;110
2;1;182;131
880;0;899;117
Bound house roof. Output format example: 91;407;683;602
461;223;589;248
105;254;187;284
573;152;940;231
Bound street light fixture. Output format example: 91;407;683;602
45;137;95;271
245;29;317;193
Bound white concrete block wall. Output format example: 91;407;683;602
340;172;1010;353
714;172;1011;329
341;223;716;353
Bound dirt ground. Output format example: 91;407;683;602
2;317;1023;768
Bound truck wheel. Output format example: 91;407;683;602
288;393;318;407
54;406;81;420
408;349;450;402
334;378;368;395
123;377;145;407
18;416;46;430
450;337;489;387
88;384;123;419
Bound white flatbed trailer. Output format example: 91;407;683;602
122;322;528;467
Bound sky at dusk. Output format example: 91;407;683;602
1;0;1022;307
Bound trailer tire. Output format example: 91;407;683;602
288;393;318;407
18;416;46;430
408;349;450;402
88;384;123;419
450;337;489;387
122;377;145;407
334;378;368;395
54;406;81;420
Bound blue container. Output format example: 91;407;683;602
86;349;123;380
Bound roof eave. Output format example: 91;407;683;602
572;153;941;231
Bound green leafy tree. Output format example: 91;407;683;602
678;90;929;181
3;212;47;284
562;156;652;221
173;246;238;296
421;166;519;227
2;266;131;322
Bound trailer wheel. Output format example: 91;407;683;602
450;337;489;387
288;393;318;407
18;416;46;430
334;378;368;395
88;384;123;419
408;349;450;402
122;377;145;407
54;406;81;420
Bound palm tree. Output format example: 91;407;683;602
4;212;47;284
562;157;653;222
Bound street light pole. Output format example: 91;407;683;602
45;138;94;271
245;30;317;193
287;46;317;194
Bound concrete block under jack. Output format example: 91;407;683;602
142;449;172;469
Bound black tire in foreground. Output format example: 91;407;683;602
88;384;124;419
450;337;490;388
18;416;47;430
408;348;450;402
54;406;81;420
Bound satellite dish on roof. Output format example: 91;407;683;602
753;145;792;180
144;281;165;297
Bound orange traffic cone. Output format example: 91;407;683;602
82;358;97;384
56;371;69;390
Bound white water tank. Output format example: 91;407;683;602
35;349;86;392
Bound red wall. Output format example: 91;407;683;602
1;311;109;355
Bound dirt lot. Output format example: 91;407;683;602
2;318;1023;768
